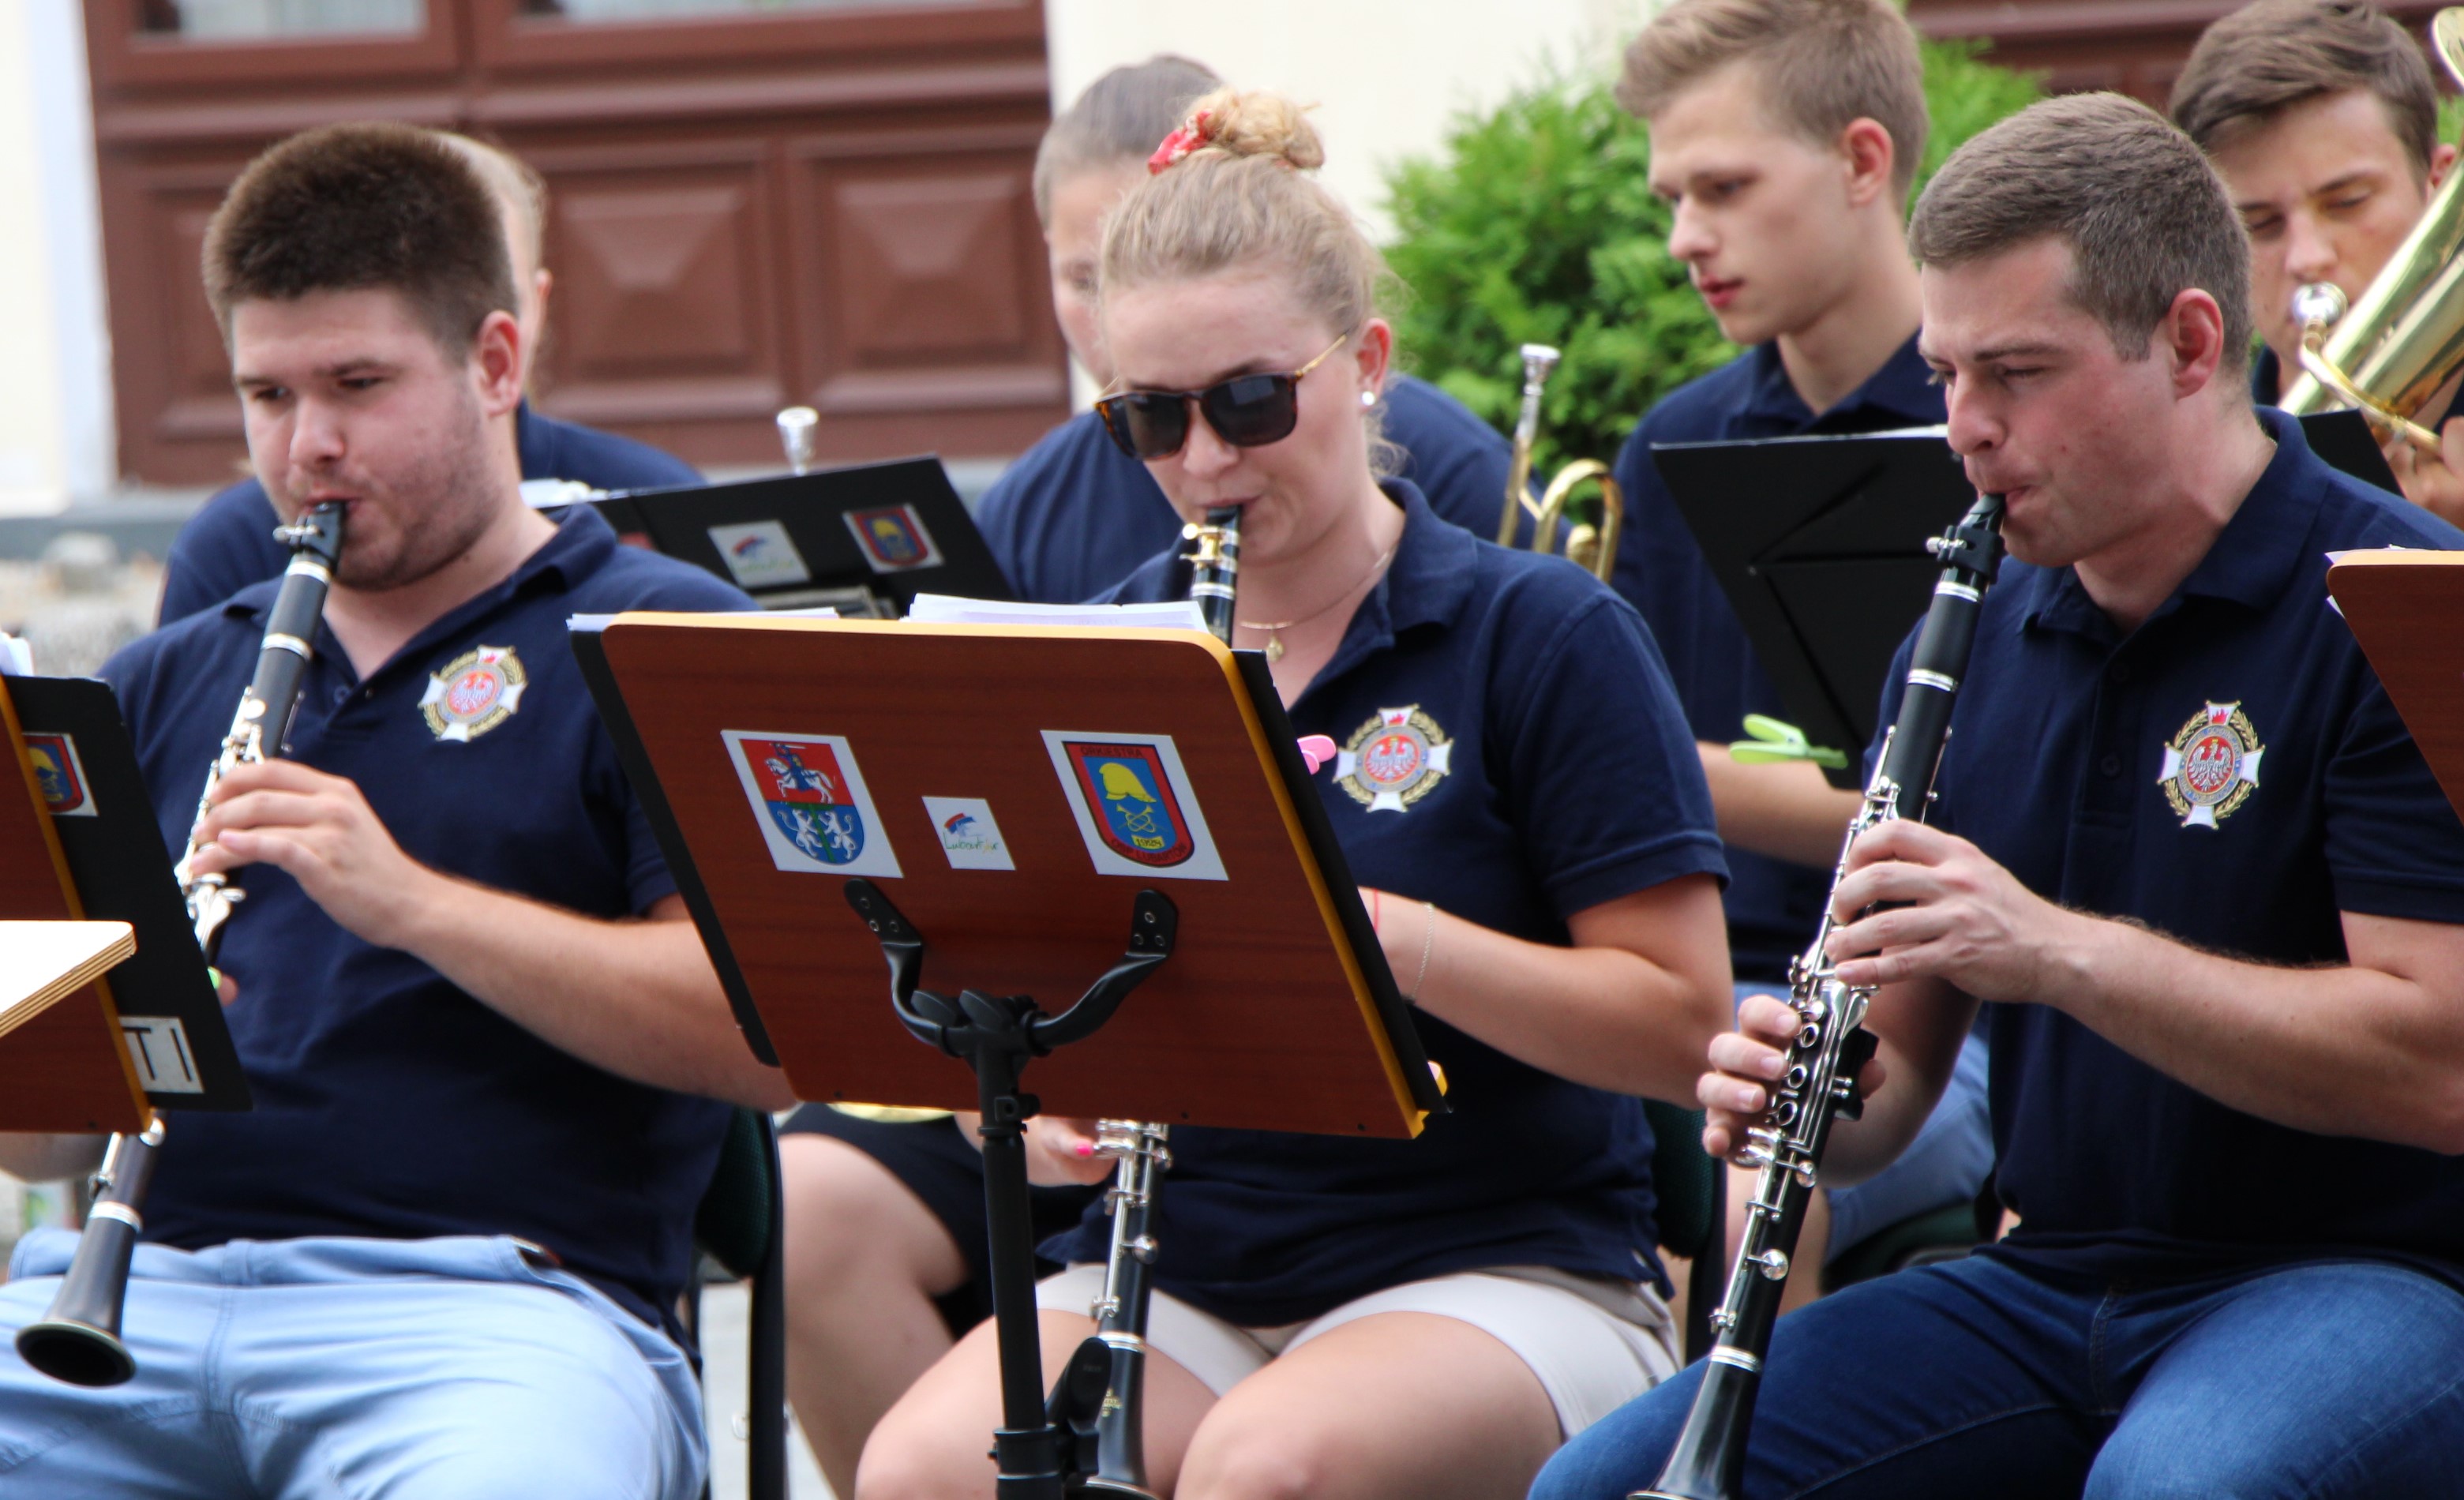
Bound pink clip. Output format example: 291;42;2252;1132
1296;735;1337;774
1147;109;1216;174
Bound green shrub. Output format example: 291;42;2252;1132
1382;39;2043;478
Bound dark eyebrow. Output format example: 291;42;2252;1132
1967;341;2065;364
1119;355;1296;392
232;357;396;391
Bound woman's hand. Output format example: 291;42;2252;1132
1023;1116;1116;1187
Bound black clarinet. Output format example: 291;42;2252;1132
1637;493;2005;1500
1056;504;1240;1494
16;501;344;1389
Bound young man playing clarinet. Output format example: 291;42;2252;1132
155;129;703;624
1611;0;1990;1298
2173;0;2464;525
0;123;787;1497
1540;92;2464;1500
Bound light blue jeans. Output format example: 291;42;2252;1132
0;1228;703;1498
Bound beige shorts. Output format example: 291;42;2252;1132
1036;1262;1679;1438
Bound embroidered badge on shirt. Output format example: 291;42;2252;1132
419;645;528;743
2159;701;2265;829
1336;706;1453;813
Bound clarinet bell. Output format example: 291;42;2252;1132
15;1213;142;1387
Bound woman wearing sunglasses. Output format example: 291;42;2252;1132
857;90;1733;1500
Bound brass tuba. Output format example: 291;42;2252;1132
1498;344;1623;581
2280;7;2464;451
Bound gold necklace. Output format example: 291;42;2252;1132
1237;544;1397;662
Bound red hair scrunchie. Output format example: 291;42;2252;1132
1147;108;1216;174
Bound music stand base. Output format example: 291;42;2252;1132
844;879;1179;1500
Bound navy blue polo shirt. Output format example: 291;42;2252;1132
975;374;1515;605
1876;406;2464;1289
158;402;702;624
1613;336;1943;984
1048;480;1727;1325
104;504;753;1329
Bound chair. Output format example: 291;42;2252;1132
687;1107;788;1500
1642;1098;1724;1363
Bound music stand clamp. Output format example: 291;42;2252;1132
846;877;1178;1499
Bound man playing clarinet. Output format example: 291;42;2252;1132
0;123;786;1498
1540;92;2464;1500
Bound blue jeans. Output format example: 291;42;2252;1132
1532;1248;2464;1499
0;1228;704;1498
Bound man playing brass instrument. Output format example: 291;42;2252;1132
1541;93;2464;1500
0;125;786;1497
2174;0;2464;526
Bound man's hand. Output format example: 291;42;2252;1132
186;759;443;951
1824;819;2084;1002
1022;1116;1116;1187
2382;417;2464;530
1697;994;1889;1161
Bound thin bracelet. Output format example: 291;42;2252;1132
1410;901;1436;999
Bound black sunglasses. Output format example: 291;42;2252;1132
1095;335;1350;460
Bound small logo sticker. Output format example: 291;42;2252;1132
118;1015;203;1094
724;731;902;877
1336;706;1454;812
22;733;96;817
708;520;815;590
1043;731;1227;880
420;645;528;743
843;504;945;574
922;796;1015;871
2159;701;2265;829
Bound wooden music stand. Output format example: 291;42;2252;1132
576;612;1442;1498
2327;551;2464;818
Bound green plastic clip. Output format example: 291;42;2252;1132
1727;714;1848;770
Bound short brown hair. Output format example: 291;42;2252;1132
203;122;517;356
1033;55;1224;222
2171;0;2438;178
1912;93;2254;376
1618;0;1930;199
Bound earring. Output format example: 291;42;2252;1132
1360;390;1378;409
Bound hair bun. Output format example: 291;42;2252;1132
1173;88;1325;172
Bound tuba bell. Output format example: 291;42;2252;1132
1498;344;1623;582
2280;7;2464;452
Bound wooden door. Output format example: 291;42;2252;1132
85;0;1063;486
1910;0;2449;103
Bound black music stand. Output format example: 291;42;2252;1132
2300;408;2402;493
576;613;1441;1498
587;456;1013;616
0;677;248;1129
1653;429;1975;786
6;677;249;1110
1656;413;2403;787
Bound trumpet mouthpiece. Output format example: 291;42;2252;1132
775;407;819;474
2292;282;2348;334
